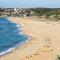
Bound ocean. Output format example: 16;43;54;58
0;18;29;56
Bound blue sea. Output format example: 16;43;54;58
0;18;29;56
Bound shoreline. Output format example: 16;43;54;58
0;35;32;57
0;17;32;57
0;17;60;60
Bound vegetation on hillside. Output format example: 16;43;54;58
30;8;60;21
0;8;60;21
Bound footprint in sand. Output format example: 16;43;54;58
40;37;53;53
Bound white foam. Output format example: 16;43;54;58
16;25;22;30
0;47;15;56
0;35;32;56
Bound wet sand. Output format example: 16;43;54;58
0;17;60;60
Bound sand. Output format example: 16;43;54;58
0;17;60;60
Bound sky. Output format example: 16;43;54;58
0;0;60;8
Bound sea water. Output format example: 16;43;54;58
0;18;29;56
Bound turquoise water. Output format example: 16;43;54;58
0;18;28;55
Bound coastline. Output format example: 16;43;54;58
0;17;32;57
0;17;60;60
0;35;32;57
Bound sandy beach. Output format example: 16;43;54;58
0;17;60;60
